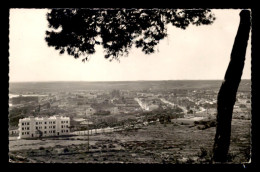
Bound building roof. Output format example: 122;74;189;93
19;115;70;121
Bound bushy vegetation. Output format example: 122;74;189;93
194;119;216;130
142;107;184;124
94;110;110;116
9;114;25;127
9;107;32;127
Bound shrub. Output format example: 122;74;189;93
63;148;69;153
198;147;207;158
39;147;45;150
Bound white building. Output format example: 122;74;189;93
18;115;70;139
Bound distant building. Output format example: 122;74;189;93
9;129;19;136
18;115;70;139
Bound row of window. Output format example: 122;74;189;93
22;125;68;131
36;126;43;130
36;126;56;130
43;130;56;134
21;122;30;126
61;125;69;128
21;127;30;130
21;132;29;135
61;121;69;124
61;130;69;133
36;121;56;125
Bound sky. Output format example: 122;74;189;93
9;9;251;82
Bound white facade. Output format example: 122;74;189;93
18;115;70;139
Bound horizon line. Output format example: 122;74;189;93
9;79;251;83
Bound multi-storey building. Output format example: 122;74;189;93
18;115;70;139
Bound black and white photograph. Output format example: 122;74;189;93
8;8;252;164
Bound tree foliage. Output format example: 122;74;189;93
45;9;215;61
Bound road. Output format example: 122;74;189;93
134;98;149;111
160;98;188;114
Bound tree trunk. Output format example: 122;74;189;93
213;10;251;162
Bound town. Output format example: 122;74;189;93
8;80;251;163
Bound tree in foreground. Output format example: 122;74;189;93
45;9;215;61
212;10;251;162
45;9;251;162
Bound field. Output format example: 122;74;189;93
9;118;250;164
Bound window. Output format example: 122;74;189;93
36;122;38;125
36;127;38;129
44;131;47;134
45;126;47;129
66;130;68;132
22;127;24;130
27;122;29;125
53;121;55;124
61;125;63;128
27;127;29;130
27;132;29;134
22;132;24;135
22;123;24;125
61;130;63;133
53;126;55;129
53;130;55;133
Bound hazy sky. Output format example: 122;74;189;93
9;9;251;82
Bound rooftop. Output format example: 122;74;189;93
19;115;70;121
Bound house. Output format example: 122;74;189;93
9;129;19;136
18;115;70;139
